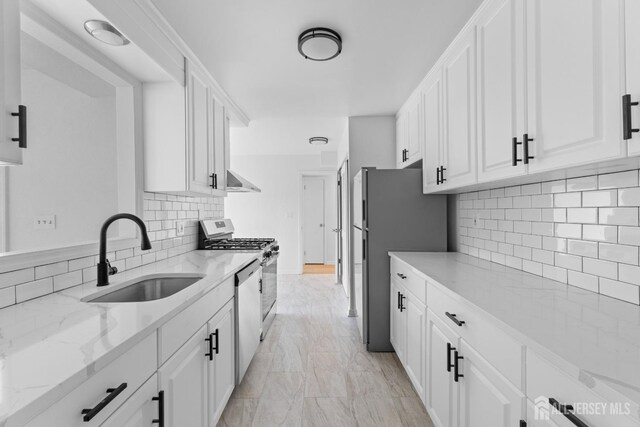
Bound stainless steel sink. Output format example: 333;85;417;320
85;274;205;303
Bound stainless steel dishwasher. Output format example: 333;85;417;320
235;259;262;384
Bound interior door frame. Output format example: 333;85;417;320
298;170;336;274
302;177;326;264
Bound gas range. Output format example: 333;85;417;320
198;219;279;341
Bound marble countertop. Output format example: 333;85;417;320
389;252;640;410
0;250;259;427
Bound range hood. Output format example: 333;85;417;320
226;170;261;193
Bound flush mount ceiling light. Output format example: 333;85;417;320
84;20;130;46
298;28;342;61
309;136;329;145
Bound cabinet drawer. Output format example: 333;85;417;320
427;282;522;388
527;350;640;427
25;333;157;427
391;257;426;304
158;276;233;365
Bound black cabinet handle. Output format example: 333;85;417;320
623;94;640;140
446;342;455;372
436;166;441;185
440;166;447;183
445;312;465;327
399;294;405;312
209;174;215;189
512;136;522;166
212;328;219;355
205;330;219;360
396;273;407;280
397;291;401;310
453;350;464;382
81;383;127;422
520;420;527;427
549;398;589;427
152;390;165;427
11;105;27;148
523;134;534;164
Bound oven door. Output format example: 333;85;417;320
260;252;278;339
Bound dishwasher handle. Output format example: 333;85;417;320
235;259;262;286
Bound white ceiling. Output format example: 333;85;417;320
150;0;483;120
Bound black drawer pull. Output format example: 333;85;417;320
445;312;465;327
81;382;127;422
453;350;464;382
152;390;165;427
623;94;640;140
396;273;407;279
399;293;405;312
446;342;455;372
11;105;27;148
397;291;401;310
549;398;589;427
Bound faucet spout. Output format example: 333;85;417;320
97;213;152;287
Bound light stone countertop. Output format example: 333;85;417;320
0;250;260;427
389;252;640;413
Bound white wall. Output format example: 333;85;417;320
226;117;344;274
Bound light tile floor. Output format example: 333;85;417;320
218;274;436;427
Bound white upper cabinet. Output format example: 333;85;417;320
525;0;625;172
440;24;477;189
422;68;444;193
476;0;527;182
625;0;640;156
0;0;23;165
396;93;422;168
143;60;228;197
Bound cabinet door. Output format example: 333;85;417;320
0;0;22;165
441;25;477;189
458;340;524;427
626;0;640;156
404;293;425;400
208;299;235;427
390;279;406;364
422;68;443;193
476;0;527;182
212;100;227;192
187;63;213;195
526;0;624;172
101;375;159;427
396;113;408;168
159;324;209;427
407;94;422;164
426;309;458;427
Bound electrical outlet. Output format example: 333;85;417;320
473;213;480;228
176;220;186;236
35;215;56;230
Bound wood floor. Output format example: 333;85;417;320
217;274;435;427
303;264;336;275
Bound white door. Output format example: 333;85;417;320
526;0;625;172
187;63;213;195
407;94;422;164
441;24;477;189
0;0;23;165
404;293;426;400
390;279;406;364
626;0;640;156
422;68;444;193
208;300;235;427
303;178;325;264
101;375;159;427
159;325;209;427
476;0;528;182
458;340;524;427
426;309;459;427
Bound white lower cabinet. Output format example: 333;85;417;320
390;279;406;364
208;299;235;426
101;375;160;427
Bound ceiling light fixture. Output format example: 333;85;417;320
298;28;342;61
84;20;130;46
309;137;329;145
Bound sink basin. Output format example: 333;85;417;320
85;274;205;303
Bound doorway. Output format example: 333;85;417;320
301;173;337;274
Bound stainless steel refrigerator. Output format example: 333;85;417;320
353;167;447;351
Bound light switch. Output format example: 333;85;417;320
176;220;186;236
35;215;56;230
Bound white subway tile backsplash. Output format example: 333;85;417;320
598;170;639;189
68;256;95;272
0;287;16;308
35;262;67;280
456;170;640;305
16;278;53;303
53;271;83;292
0;268;34;289
554;192;581;207
599;208;639;226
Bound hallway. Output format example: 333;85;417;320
218;274;435;426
